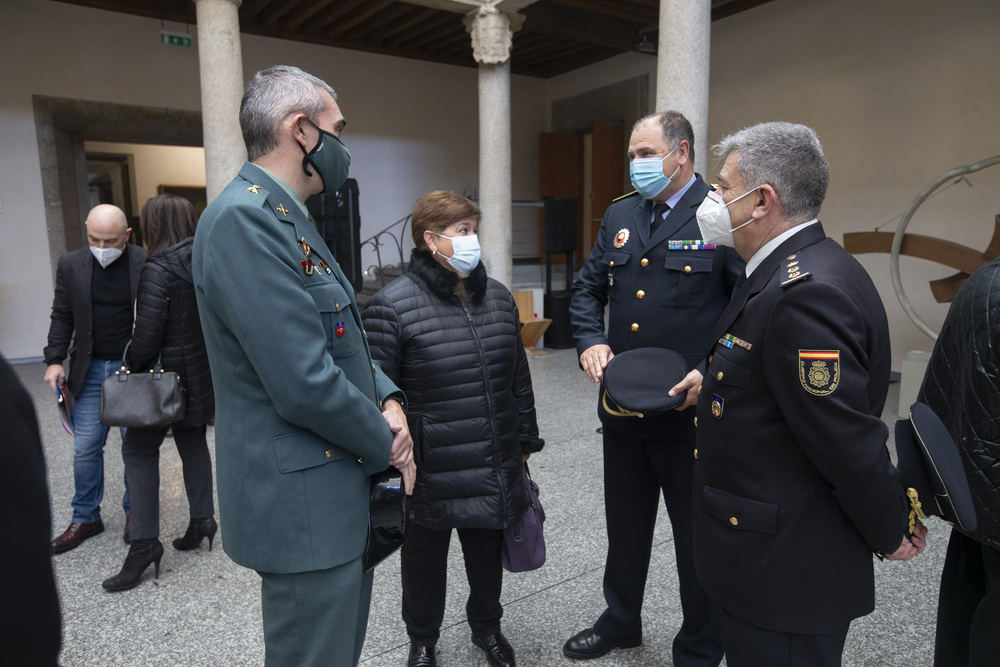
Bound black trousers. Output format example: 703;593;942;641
122;424;214;540
934;529;1000;667
401;522;504;644
721;608;849;667
595;421;723;667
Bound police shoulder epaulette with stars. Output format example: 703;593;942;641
612;190;641;203
780;253;812;287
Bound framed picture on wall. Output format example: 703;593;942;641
158;184;208;217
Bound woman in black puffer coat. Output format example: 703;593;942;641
102;194;216;592
363;191;543;667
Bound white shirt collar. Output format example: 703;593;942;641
745;219;820;277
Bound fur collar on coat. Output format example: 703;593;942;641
407;249;487;304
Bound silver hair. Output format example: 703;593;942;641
633;110;695;162
240;65;338;161
714;122;829;222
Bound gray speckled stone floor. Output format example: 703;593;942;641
16;349;942;666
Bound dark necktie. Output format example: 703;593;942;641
651;202;670;234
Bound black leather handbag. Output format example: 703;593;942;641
362;466;412;572
99;344;186;428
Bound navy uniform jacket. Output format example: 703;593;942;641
193;162;401;574
693;222;909;634
570;175;744;437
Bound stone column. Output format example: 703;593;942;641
656;0;711;175
194;0;246;203
464;6;524;289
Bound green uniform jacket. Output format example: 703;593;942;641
192;162;400;574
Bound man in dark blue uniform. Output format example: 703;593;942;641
692;121;925;666
565;111;743;666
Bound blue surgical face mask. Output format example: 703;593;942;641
629;147;680;200
299;117;351;194
435;233;481;276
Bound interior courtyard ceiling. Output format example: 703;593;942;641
53;0;774;78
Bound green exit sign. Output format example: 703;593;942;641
161;30;192;48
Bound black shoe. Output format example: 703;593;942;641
562;628;641;660
123;515;130;544
172;516;218;551
407;643;436;667
472;632;515;667
102;538;164;591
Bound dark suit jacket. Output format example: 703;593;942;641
43;245;146;396
0;354;61;665
193;162;401;574
570;175;744;438
693;222;909;634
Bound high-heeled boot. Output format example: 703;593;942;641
172;516;218;551
102;538;164;592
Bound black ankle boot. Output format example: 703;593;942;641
172;516;218;551
102;538;164;592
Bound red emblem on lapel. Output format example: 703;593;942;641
335;322;346;338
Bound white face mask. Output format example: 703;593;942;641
435;233;481;275
90;245;124;268
695;187;760;247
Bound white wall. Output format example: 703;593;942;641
547;0;1000;370
708;0;1000;369
0;0;547;360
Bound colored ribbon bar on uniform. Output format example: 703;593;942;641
668;240;717;250
719;333;752;350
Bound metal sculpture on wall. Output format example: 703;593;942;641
844;154;1000;340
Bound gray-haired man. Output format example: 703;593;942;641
193;65;414;667
691;122;925;666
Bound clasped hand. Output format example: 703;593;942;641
382;399;415;495
885;518;929;561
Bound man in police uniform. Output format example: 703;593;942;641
565;111;743;666
193;65;414;667
692;121;925;666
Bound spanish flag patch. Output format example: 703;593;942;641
798;350;840;396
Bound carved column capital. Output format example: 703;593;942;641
463;4;524;65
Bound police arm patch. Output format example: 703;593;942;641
798;350;840;395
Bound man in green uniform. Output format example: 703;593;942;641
193;65;414;667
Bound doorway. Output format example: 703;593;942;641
33;95;202;274
539;121;626;268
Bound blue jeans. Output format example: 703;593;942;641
71;358;130;524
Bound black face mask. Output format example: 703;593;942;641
298;117;352;194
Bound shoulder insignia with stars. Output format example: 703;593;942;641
780;253;812;287
612;190;641;203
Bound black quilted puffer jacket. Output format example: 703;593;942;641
128;237;214;428
918;256;1000;550
362;250;543;530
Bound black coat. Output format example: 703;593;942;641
362;250;543;530
0;354;61;666
43;244;146;396
919;256;1000;551
693;223;909;634
570;176;745;439
128;237;214;427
